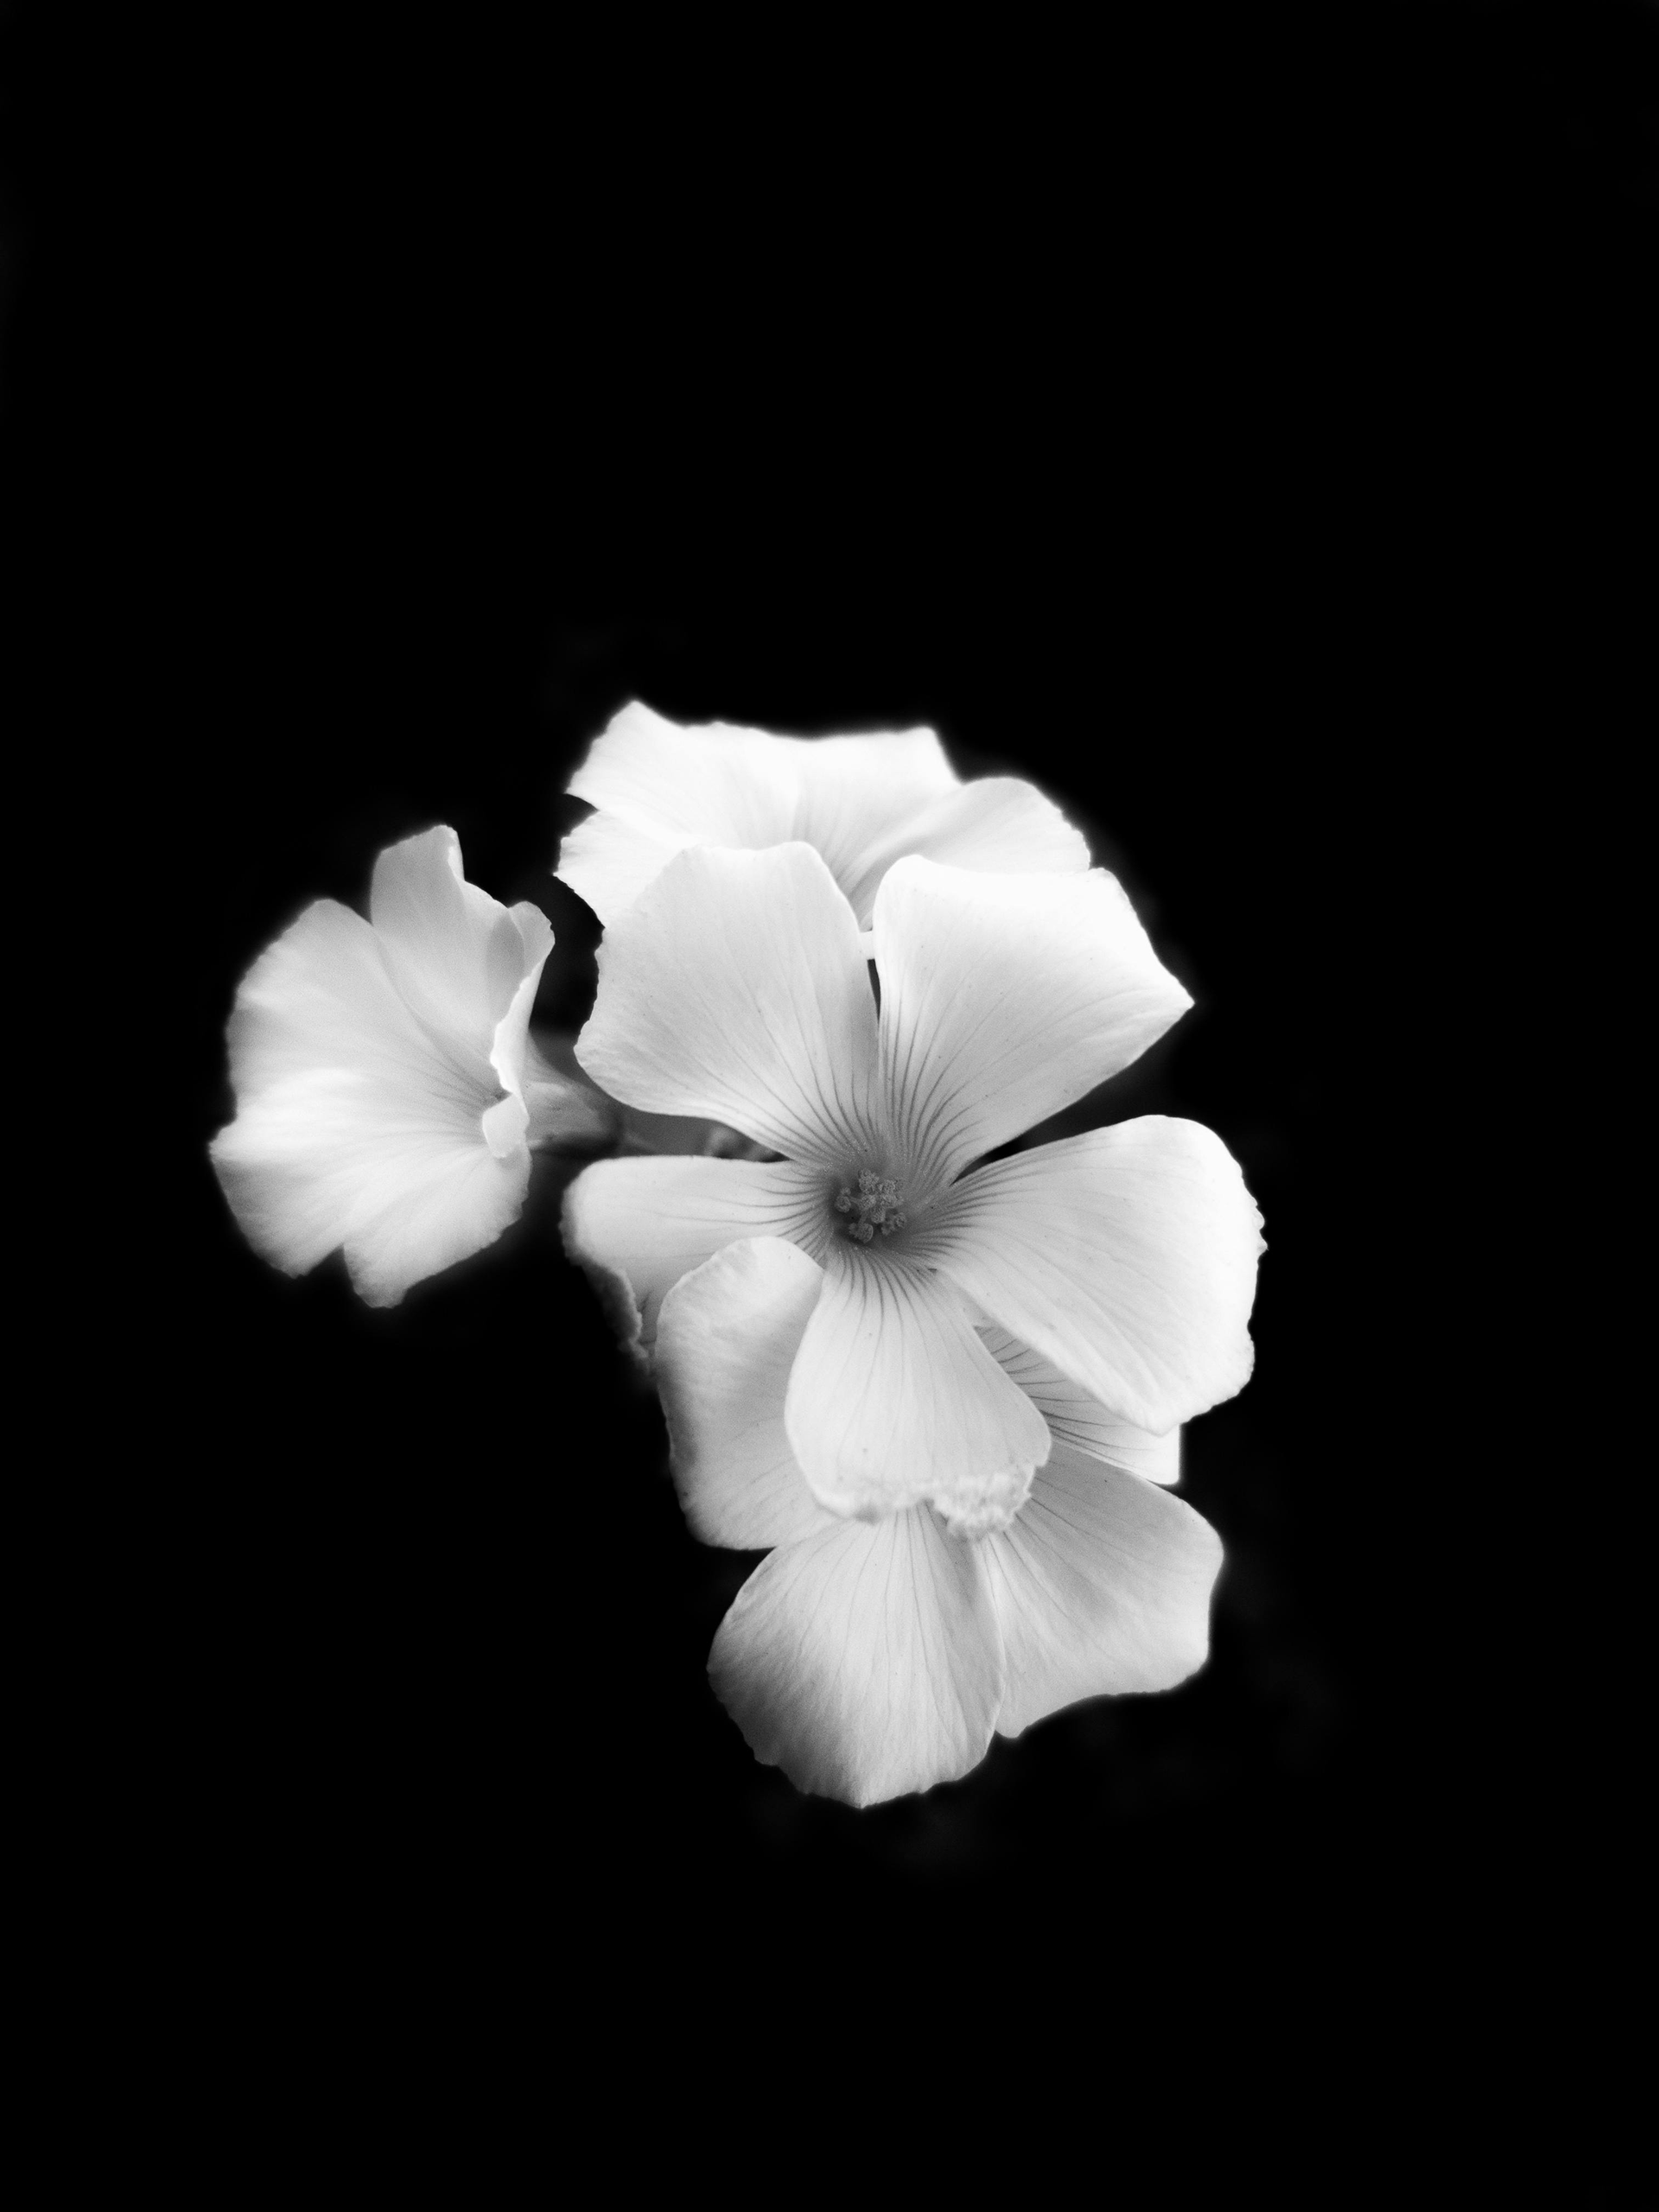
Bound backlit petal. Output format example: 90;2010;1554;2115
489;902;556;1098
781;728;961;919
575;842;881;1166
918;1119;1263;1433
553;810;692;930
561;1154;830;1351
567;699;803;844
874;857;1192;1192
369;827;527;1072
837;776;1089;929
212;834;553;1306
338;1135;528;1306
557;702;798;922
655;1240;838;1548
977;1321;1183;1484
708;1507;1005;1805
212;1072;531;1307
210;898;528;1305
782;1246;1052;1522
480;1091;530;1158
558;702;957;922
982;1446;1223;1737
557;702;1086;929
215;898;448;1106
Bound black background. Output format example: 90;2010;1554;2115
6;3;1656;2022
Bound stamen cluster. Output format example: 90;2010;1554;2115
834;1168;907;1243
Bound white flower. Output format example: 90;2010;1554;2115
211;826;556;1307
658;1240;1224;1807
563;841;1263;1802
555;699;1090;931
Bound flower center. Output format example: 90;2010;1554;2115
834;1168;907;1244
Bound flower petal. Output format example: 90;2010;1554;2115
341;1137;529;1306
566;700;802;846
917;1119;1264;1433
368;827;529;1072
212;840;553;1307
489;902;556;1095
209;897;531;1305
782;1247;1052;1522
480;1090;530;1159
837;776;1089;929
215;897;443;1103
708;1506;1006;1805
575;842;882;1166
873;857;1192;1192
780;727;961;919
982;1446;1223;1737
556;701;959;925
655;1240;838;1549
556;703;799;923
212;1075;531;1308
553;810;690;930
976;1321;1183;1484
561;1154;831;1351
557;702;1093;933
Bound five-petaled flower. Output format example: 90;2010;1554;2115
556;700;1091;932
564;840;1263;1803
211;826;559;1307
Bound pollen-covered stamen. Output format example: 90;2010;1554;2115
833;1167;908;1244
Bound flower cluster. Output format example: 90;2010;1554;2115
212;701;1264;1804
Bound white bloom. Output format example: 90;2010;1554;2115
211;826;555;1306
658;1239;1224;1807
555;699;1090;930
563;841;1263;1802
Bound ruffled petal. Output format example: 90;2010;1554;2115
982;1446;1223;1737
212;1074;531;1307
655;1240;838;1549
556;702;799;921
209;895;532;1305
556;702;958;925
837;776;1089;929
561;1154;832;1351
368;827;528;1074
337;1136;528;1307
916;1119;1264;1433
480;1090;530;1159
781;728;961;918
782;1246;1052;1522
557;702;1094;933
211;832;556;1306
575;842;882;1167
873;857;1192;1192
708;1506;1006;1805
977;1321;1183;1484
481;906;557;1163
566;700;802;847
553;809;690;930
215;898;447;1105
489;902;556;1095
